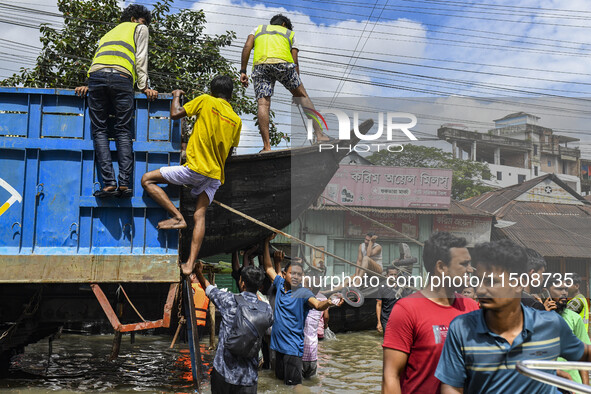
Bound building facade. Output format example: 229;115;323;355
438;112;581;192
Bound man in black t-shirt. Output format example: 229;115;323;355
376;265;413;333
521;248;547;311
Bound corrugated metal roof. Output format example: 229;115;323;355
311;200;493;217
494;202;591;258
463;174;588;214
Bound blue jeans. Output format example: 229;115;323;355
88;70;134;189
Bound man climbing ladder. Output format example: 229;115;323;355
141;76;242;276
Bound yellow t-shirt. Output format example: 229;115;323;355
183;94;242;184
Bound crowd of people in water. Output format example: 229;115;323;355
188;231;590;394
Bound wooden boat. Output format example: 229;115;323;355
181;119;375;259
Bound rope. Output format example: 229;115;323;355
269;243;320;273
320;195;424;247
117;284;147;323
212;200;388;280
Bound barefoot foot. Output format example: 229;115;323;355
157;217;187;229
315;133;333;142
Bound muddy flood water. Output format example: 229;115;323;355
1;330;383;393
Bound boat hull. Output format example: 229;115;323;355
181;120;374;259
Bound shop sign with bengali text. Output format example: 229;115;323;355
323;165;452;209
433;215;492;246
345;211;419;239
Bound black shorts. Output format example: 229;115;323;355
302;360;317;378
275;351;303;385
210;368;257;394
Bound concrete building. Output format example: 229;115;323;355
438;112;581;192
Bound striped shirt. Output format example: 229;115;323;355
435;305;585;393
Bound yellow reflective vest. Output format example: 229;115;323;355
253;24;295;65
568;293;589;332
89;22;139;83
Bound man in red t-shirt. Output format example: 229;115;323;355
382;232;479;394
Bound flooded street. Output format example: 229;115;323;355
1;330;383;393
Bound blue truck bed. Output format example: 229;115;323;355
0;87;181;283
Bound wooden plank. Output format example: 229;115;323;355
0;255;179;283
184;277;202;389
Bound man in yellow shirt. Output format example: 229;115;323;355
240;14;329;152
141;75;242;275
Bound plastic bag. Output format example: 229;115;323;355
324;327;337;340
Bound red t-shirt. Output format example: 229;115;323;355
382;291;479;394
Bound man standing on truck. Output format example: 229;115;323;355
239;14;329;152
141;75;242;276
75;4;158;198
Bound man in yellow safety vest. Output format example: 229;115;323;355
76;5;158;198
240;14;329;152
567;272;589;333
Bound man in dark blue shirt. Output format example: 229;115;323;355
194;261;272;393
262;235;343;386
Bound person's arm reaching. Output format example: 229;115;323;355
263;235;277;282
308;295;344;311
273;250;284;273
194;261;211;290
376;299;383;333
135;24;158;100
382;348;408;394
240;35;254;87
231;251;240;272
75;86;88;97
244;243;258;268
170;90;187;120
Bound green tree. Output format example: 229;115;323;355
1;0;284;144
368;144;494;200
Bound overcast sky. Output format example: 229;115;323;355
2;0;591;155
